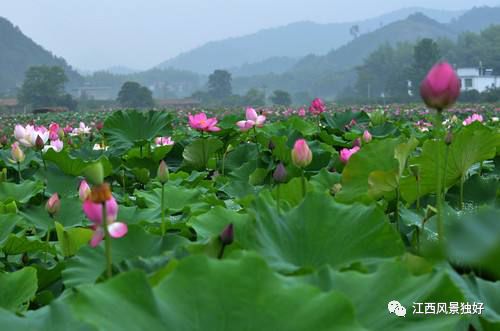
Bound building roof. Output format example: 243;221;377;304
0;98;18;107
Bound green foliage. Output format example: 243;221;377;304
117;81;154;108
270;89;292;106
208;69;232;99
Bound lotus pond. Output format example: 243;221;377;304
0;103;499;331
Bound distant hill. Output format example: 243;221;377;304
156;7;465;75
0;16;82;95
449;6;500;32
230;57;299;77
291;13;456;75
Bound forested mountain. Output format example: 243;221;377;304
0;17;82;95
157;7;465;75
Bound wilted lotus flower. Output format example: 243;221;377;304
340;146;360;164
309;98;326;115
420;62;461;111
83;195;128;247
463;114;484;126
291;139;313;168
46;193;61;217
11;142;25;163
188;112;221;132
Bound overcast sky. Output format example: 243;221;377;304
2;0;498;71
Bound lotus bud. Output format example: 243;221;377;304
220;223;234;246
291;139;312;168
35;135;45;151
273;163;287;183
445;130;453;145
46;193;61;216
330;183;342;195
420;62;461;111
58;128;65;139
79;180;91;201
11;142;25;163
157;160;169;184
363;130;372;143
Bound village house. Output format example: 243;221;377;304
457;67;500;93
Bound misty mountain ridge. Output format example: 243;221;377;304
0;16;82;94
156;6;466;75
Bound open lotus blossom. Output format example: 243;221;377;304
82;196;128;247
420;62;461;111
309;98;326;115
188;112;221;132
463;114;484;126
71;122;92;136
14;124;49;148
236;107;266;131
340;146;360;164
43;139;64;153
155;136;175;146
93;143;109;151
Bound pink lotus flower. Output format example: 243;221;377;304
14;124;49;148
63;125;73;134
309;98;326;115
46;193;61;216
43;139;64;153
340;146;360;164
291;139;313;168
79;180;91;201
236;107;266;131
463;114;484;126
49;123;60;141
82;196;127;247
420;62;461;110
155;136;175;146
298;108;306;117
188;113;221;132
363;130;372;143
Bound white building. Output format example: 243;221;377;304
457;68;499;93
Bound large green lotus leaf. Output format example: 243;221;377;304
337;139;400;203
0;214;21;244
62;225;188;287
1;234;56;255
20;197;86;230
103;110;169;151
35;165;80;197
134;184;209;219
323;110;370;131
182;137;223;170
55;222;93;257
70;255;365;331
249;191;405;272
306;261;466;331
0;267;37;312
287;117;319;136
309;168;342;193
401;123;500;203
43;149;112;178
446;207;500;279
449;273;500;331
187;206;251;241
223;143;258;174
446;174;498;207
0;299;94;331
0;180;43;204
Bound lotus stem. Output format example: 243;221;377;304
434;110;444;246
276;184;281;215
160;183;167;235
102;202;112;279
17;162;22;182
301;170;307;198
459;174;465;210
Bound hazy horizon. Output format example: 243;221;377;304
2;0;499;72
